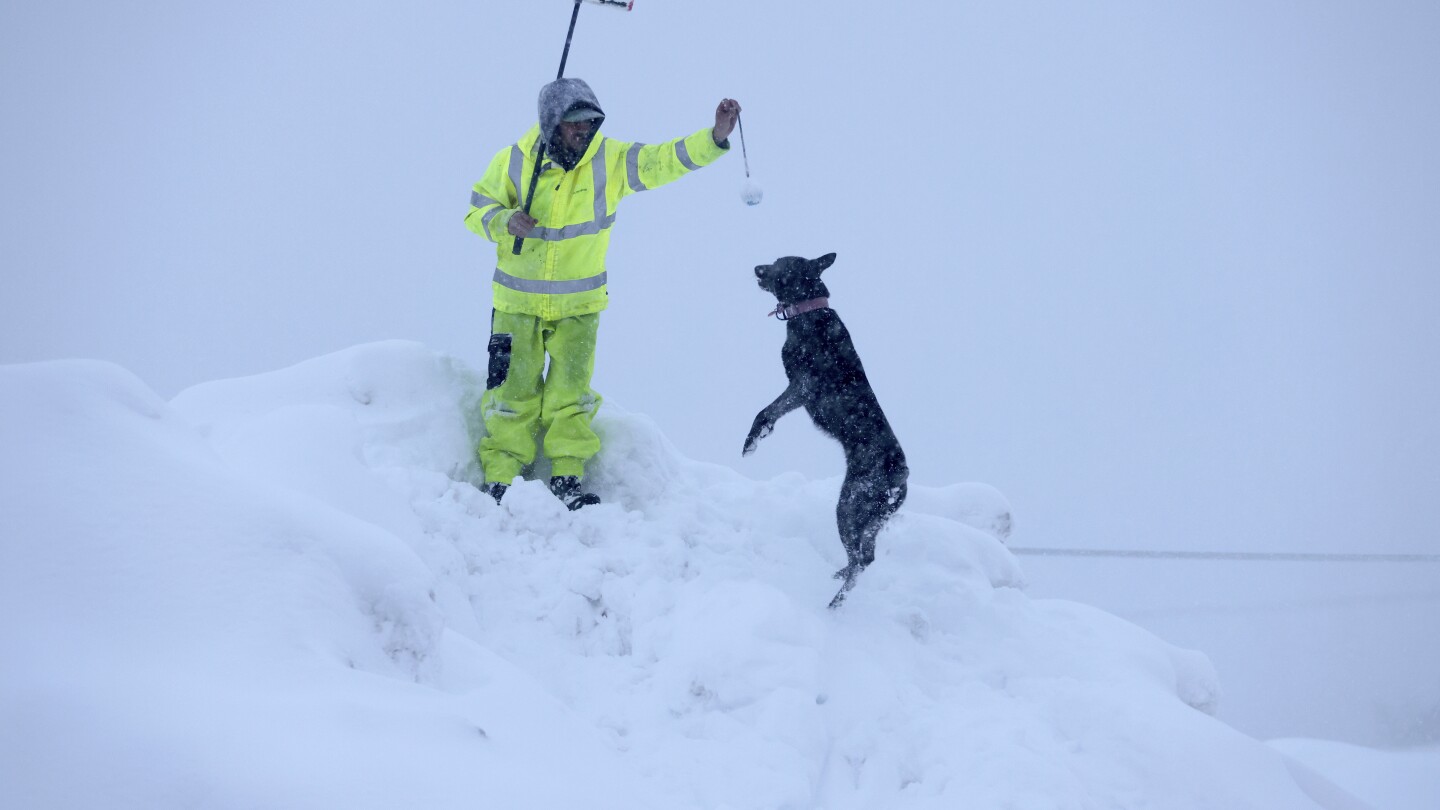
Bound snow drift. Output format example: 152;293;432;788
0;342;1370;808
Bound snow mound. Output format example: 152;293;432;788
1270;738;1440;810
0;342;1356;808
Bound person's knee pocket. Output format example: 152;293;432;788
486;333;513;390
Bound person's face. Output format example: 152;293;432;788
557;119;596;153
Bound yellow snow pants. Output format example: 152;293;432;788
479;310;601;484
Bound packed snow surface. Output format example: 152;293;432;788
0;341;1414;808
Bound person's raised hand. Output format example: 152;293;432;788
713;98;741;145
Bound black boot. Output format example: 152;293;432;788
549;475;600;511
479;481;507;505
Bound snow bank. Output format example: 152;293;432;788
0;342;1369;808
1270;739;1440;810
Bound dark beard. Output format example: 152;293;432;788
547;132;593;172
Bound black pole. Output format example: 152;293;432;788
512;1;584;256
555;0;581;80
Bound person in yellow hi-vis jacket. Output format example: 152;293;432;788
466;77;740;509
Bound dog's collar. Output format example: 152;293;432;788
768;297;830;321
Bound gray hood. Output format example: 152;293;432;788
538;78;606;145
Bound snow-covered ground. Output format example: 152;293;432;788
1019;554;1440;749
2;342;1435;809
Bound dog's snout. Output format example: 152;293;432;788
754;265;766;277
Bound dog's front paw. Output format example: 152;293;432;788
742;421;772;456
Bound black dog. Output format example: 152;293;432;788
744;253;908;607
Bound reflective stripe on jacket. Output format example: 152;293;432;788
466;124;728;320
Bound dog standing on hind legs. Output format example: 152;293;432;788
743;252;908;608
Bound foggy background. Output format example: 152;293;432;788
4;1;1438;745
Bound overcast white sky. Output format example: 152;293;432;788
4;0;1438;558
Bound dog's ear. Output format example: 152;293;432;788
812;253;836;273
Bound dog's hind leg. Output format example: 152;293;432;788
829;473;906;609
835;471;907;578
828;493;887;609
863;475;907;565
833;470;864;578
834;472;880;573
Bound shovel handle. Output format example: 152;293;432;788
511;143;548;255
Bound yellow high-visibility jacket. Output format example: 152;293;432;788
466;124;729;320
